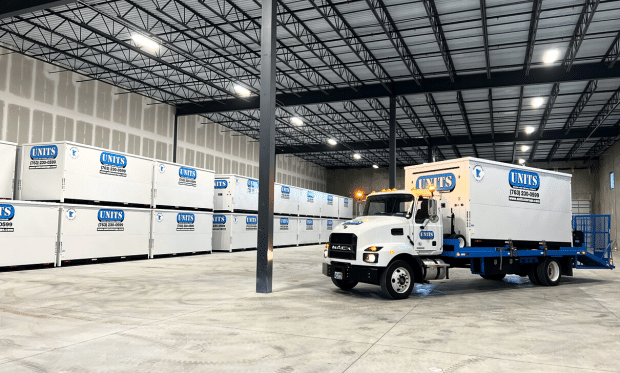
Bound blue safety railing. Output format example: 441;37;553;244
572;215;614;269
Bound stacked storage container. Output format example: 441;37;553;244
298;217;320;245
0;141;17;200
213;174;259;212
274;183;300;247
274;216;299;247
338;196;353;219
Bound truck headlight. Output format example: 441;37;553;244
363;253;378;263
324;249;328;258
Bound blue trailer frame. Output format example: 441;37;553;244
440;215;614;275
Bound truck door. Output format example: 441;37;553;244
414;198;443;254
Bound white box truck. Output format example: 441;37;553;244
150;209;213;257
214;174;259;212
212;212;258;251
298;217;320;245
338;196;353;219
58;204;150;264
274;183;300;215
0;200;60;267
299;189;321;217
0;141;17;200
18;142;153;206
322;157;614;299
153;161;215;210
274;216;299;247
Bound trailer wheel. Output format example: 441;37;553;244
528;265;541;285
536;258;562;286
331;278;358;290
380;260;414;300
449;234;467;248
480;274;505;280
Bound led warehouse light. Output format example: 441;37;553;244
532;97;544;108
543;49;560;64
233;85;251;97
519;159;526;165
521;145;530;152
290;117;304;126
373;164;379;169
131;34;159;51
327;138;337;146
353;153;361;160
525;126;535;134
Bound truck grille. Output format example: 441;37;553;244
328;233;357;260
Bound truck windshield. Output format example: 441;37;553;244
363;194;414;217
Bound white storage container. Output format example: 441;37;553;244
214;174;259;212
150;209;213;257
404;157;573;247
153;161;215;210
18;142;153;205
212;213;258;251
320;193;338;217
58;204;150;264
0;200;59;267
274;183;299;215
319;218;337;243
274;216;299;247
338;196;353;219
299;189;321;217
298;217;320;245
0;141;17;200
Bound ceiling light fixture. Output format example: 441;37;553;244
532;97;544;108
372;164;379;169
525;126;535;134
233;85;251;97
327;138;337;146
290;117;304;126
543;49;560;64
132;34;160;52
518;159;526;165
353;153;362;160
521;145;530;152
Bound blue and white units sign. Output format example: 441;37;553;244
280;217;289;231
306;219;314;230
281;186;291;200
100;152;127;177
176;213;195;231
343;198;349;207
0;204;15;232
29;145;58;170
214;179;228;189
178;167;197;187
97;209;125;231
213;215;226;231
416;173;456;192
247;179;259;194
327;195;334;205
419;231;434;240
246;216;258;231
307;191;315;203
508;169;540;204
326;220;333;231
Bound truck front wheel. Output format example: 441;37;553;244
536;258;562;286
332;278;358;290
380;260;414;300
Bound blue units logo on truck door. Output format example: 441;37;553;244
176;213;195;231
100;152;127;177
508;169;541;204
416;173;456;192
178;167;197;187
29;145;58;170
97;209;125;231
0;204;15;232
419;231;434;239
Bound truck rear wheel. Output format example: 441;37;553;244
528;266;541;285
331;278;358;290
480;274;505;280
536;258;562;286
380;260;414;300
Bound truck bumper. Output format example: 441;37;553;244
323;262;381;285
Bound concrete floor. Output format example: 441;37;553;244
0;245;618;373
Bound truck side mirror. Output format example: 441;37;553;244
428;199;439;223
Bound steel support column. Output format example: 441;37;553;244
389;96;397;189
172;115;178;163
427;146;435;163
256;0;277;294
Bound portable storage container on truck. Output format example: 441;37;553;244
0;141;17;200
274;216;299;247
274;183;299;215
18;142;153;206
298;218;320;245
404;157;572;249
299;189;321;217
338;196;353;219
212;213;258;251
58;204;150;265
153;161;215;210
0;200;59;267
150;210;213;257
214;175;259;212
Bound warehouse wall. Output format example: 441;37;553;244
0;47;327;191
594;141;619;250
326;167;406;198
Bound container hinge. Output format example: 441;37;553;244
62;178;66;191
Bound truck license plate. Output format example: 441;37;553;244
334;272;343;280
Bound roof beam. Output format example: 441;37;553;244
0;0;76;19
479;0;491;79
603;31;620;68
456;91;479;157
562;0;600;72
529;83;560;162
365;0;423;84
523;0;543;75
176;62;620;116
422;0;456;81
276;126;618;154
426;93;460;157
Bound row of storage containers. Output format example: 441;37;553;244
214;174;352;218
1;200;345;267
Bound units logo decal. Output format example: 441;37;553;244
0;204;15;232
416;173;456;192
327;220;333;231
246;216;258;231
327;195;334;205
307;191;315;203
97;209;125;231
176;213;195;231
214;180;228;189
508;169;540;204
178;167;197;187
100;152;127;177
281;186;290;200
306;219;314;230
280;217;289;231
343;198;349;207
29;145;58;170
473;165;484;182
213;215;227;231
419;231;434;240
247;179;259;194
